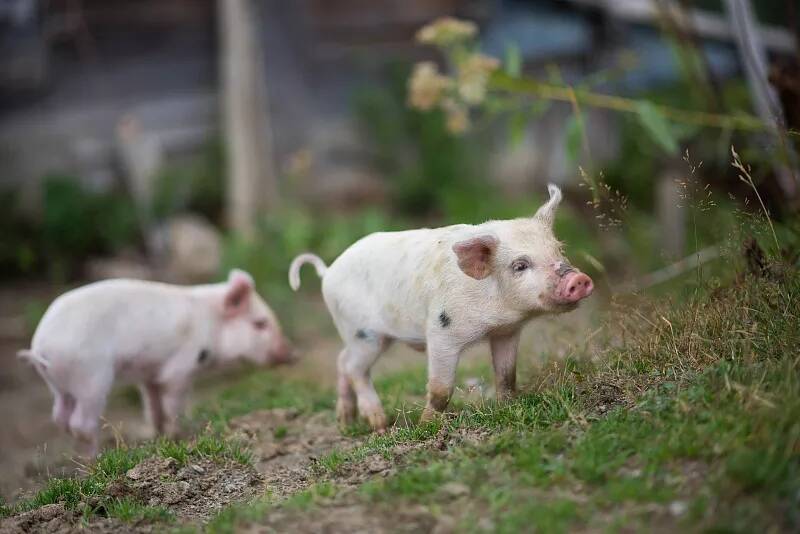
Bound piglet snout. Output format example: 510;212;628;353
556;271;594;303
269;337;296;366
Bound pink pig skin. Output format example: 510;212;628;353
18;269;292;457
289;185;593;433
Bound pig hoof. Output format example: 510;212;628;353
362;410;387;433
368;415;387;433
371;423;387;434
420;407;442;423
336;401;357;427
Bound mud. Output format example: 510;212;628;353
227;407;360;497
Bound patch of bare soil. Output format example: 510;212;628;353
227;408;360;497
239;424;493;534
0;503;147;534
0;408;367;532
0;455;263;533
117;456;263;520
578;378;634;416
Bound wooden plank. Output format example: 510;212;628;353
219;0;278;238
571;0;795;53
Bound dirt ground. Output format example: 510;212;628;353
0;280;339;500
0;279;598;515
0;282;85;501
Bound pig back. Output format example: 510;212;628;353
32;280;198;371
322;228;457;340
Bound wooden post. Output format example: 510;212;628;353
218;0;278;239
724;0;798;199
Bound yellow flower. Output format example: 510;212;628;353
442;98;470;134
457;53;500;105
284;148;313;178
408;62;452;111
416;17;477;47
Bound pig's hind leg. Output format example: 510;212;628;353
339;334;389;432
336;350;358;426
68;398;106;457
52;392;75;432
68;367;113;457
37;367;75;432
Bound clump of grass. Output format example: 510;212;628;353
2;432;252;521
316;420;442;475
316;449;349;473
102;497;174;523
191;434;253;465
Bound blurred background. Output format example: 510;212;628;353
1;0;799;500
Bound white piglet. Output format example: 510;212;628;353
289;185;593;432
19;269;292;456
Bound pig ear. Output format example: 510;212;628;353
224;269;254;315
533;183;562;227
452;235;499;280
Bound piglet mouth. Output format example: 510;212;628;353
554;271;594;304
267;342;296;366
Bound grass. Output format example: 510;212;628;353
1;432;252;521
5;229;798;533
202;483;338;534
265;266;800;532
372;347;799;532
103;497;174;523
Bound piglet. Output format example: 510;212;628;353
289;185;592;432
18;269;292;456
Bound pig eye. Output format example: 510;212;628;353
253;319;269;330
511;258;531;273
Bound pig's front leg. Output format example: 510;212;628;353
489;331;520;400
341;342;387;432
421;334;462;422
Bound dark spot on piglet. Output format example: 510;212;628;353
556;263;575;277
197;349;210;364
355;329;368;340
439;311;451;328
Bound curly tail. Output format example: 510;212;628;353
18;349;49;369
289;253;328;291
